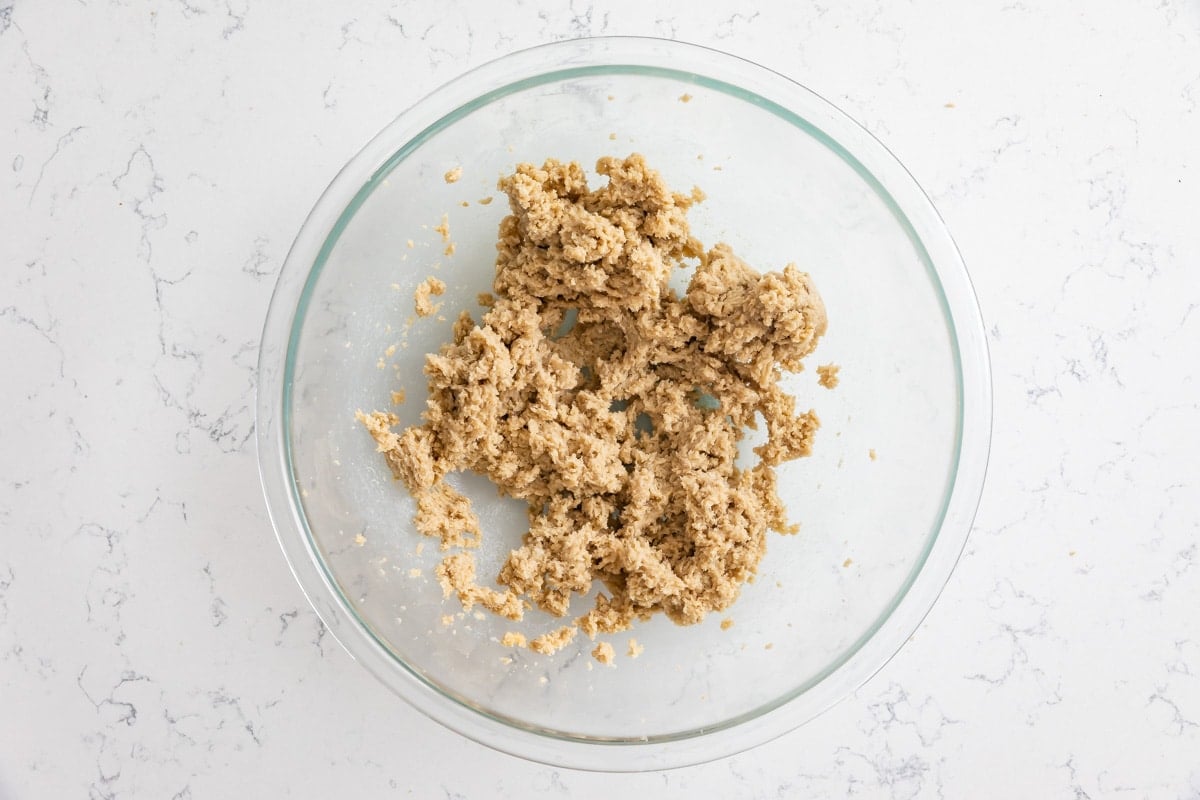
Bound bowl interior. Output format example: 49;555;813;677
285;66;960;740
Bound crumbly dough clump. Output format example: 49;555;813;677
592;641;616;665
817;363;840;389
501;631;527;648
360;154;826;653
414;276;445;317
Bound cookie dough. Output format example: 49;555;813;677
817;363;840;389
413;276;445;317
359;153;826;657
529;624;577;655
501;631;527;648
592;641;616;665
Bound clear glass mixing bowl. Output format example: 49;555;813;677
256;36;991;771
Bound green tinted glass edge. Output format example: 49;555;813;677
282;63;965;745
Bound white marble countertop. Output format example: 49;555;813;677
3;1;1199;796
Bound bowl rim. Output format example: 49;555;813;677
256;35;992;772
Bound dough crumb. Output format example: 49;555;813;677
529;625;577;655
391;389;407;405
408;568;422;577
609;132;617;140
869;448;877;461
501;631;527;648
592;641;616;665
444;166;463;183
444;242;456;257
679;93;693;103
842;557;853;568
627;638;644;658
354;533;366;546
433;214;450;241
441;614;455;626
477;292;495;307
414;276;446;317
817;363;840;389
478;196;494;205
1069;550;1077;557
764;642;773;650
460;200;470;208
407;239;415;248
360;154;828;649
720;618;734;631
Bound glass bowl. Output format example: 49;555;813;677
256;36;990;771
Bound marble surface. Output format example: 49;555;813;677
2;0;1199;796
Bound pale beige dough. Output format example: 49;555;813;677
592;641;616;665
817;363;840;389
360;153;827;656
413;276;445;317
501;631;527;648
